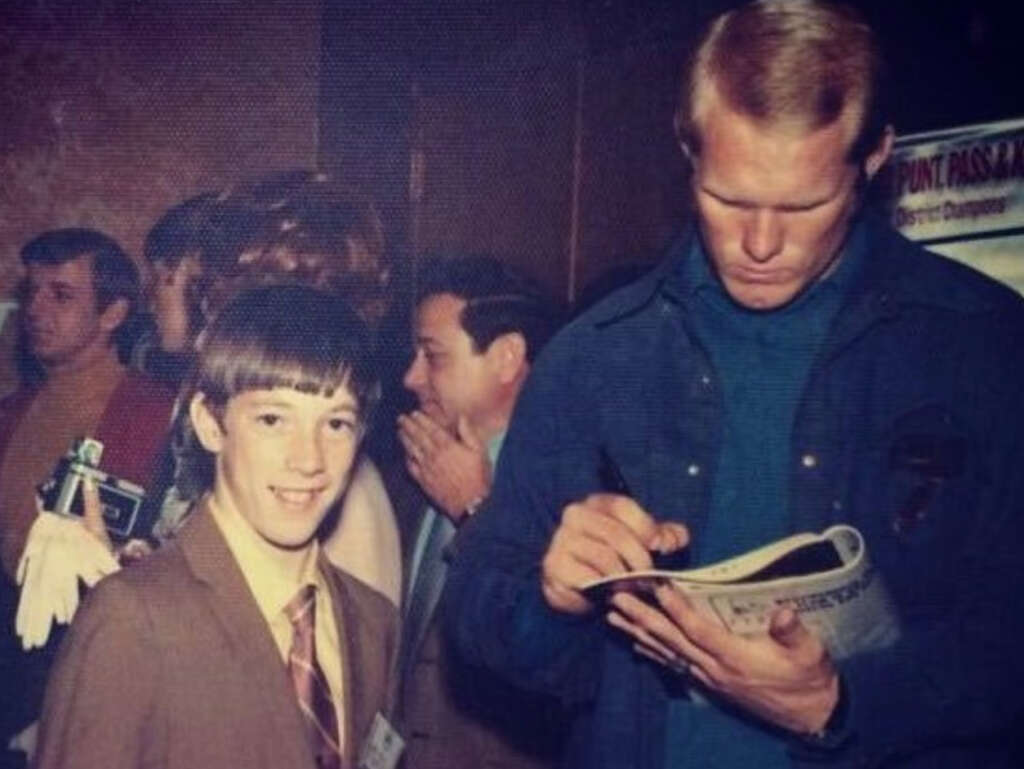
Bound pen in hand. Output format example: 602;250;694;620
597;446;630;496
597;446;688;571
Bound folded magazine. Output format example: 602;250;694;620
583;524;901;659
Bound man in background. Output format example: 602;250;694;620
0;228;175;766
445;2;1024;767
397;256;563;769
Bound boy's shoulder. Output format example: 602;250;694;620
78;534;197;629
77;506;232;637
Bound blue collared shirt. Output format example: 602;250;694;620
665;222;865;768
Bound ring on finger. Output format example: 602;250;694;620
666;657;690;676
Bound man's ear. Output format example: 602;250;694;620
189;393;224;453
98;297;129;335
487;332;528;384
863;124;895;181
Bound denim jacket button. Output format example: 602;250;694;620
801;453;818;469
686;463;701;477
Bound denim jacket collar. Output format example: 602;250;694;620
589;209;1004;335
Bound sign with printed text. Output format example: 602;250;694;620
885;117;1024;294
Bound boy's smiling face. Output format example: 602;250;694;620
191;384;361;555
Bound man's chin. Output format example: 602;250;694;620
723;280;802;312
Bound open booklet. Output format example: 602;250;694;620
582;524;901;660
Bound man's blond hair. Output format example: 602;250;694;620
675;0;887;163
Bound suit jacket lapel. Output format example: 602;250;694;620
398;508;453;692
320;557;359;768
323;554;398;769
178;502;316;769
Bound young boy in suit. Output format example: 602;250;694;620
34;284;398;769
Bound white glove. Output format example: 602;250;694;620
15;492;120;650
7;720;38;760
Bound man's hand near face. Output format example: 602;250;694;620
398;410;492;524
541;494;689;615
608;581;839;736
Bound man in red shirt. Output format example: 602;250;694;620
0;229;175;766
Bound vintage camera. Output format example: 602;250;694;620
38;437;151;540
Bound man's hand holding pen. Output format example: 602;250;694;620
539;449;840;735
541;449;688;614
540;493;689;615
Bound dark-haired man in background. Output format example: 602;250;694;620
397;256;563;769
0;229;175;766
445;1;1024;767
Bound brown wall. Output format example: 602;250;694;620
572;39;692;300
0;0;322;300
320;0;1024;308
412;56;578;301
5;0;1019;312
319;0;703;305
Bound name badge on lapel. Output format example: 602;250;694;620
357;712;404;769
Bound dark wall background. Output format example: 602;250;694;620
0;0;321;300
322;0;1024;302
0;0;321;393
1;0;1021;307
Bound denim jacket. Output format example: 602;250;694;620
444;214;1024;769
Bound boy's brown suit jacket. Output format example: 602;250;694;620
34;502;398;769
